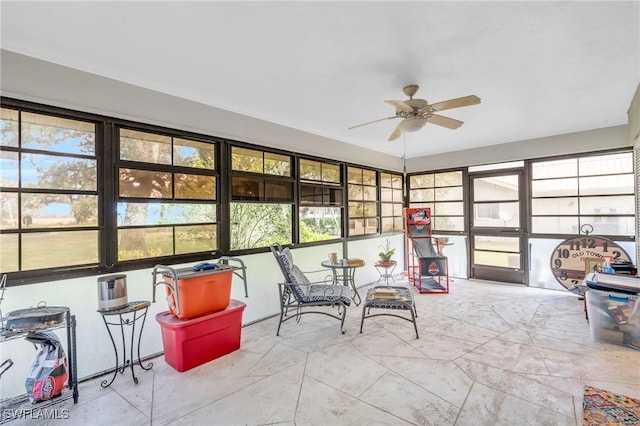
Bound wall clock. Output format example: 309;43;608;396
550;234;633;289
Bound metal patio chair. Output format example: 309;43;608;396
270;243;351;336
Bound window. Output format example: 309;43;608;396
531;152;635;236
231;147;293;202
230;203;292;250
231;147;290;176
230;146;293;249
117;128;217;261
2;98;421;285
347;166;378;236
476;203;500;219
299;159;342;242
472;174;520;228
0;108;99;272
409;170;464;231
380;172;404;233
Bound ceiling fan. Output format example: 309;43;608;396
349;85;481;141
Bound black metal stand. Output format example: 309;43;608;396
64;310;79;402
98;301;153;387
0;308;78;423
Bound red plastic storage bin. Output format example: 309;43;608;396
164;267;233;320
156;299;246;372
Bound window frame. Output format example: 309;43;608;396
2;99;407;285
229;143;295;252
347;165;379;237
8;97;633;288
115;126;220;264
379;171;404;233
407;168;466;233
297;157;344;244
0;100;104;284
528;150;636;238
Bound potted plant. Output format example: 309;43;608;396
378;239;396;263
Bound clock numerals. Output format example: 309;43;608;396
550;235;632;290
569;238;597;251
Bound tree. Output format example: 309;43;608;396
230;203;291;250
12;117;98;227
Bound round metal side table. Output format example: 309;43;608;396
98;301;153;387
374;260;397;285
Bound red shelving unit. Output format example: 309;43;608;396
405;208;449;294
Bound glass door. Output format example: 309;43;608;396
469;171;526;284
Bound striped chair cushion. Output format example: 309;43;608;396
276;251;350;305
276;252;308;301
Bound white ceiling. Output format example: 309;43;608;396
1;1;638;159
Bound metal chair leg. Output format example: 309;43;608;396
410;309;419;339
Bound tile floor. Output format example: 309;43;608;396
12;278;640;425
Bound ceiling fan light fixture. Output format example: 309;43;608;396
348;84;480;141
400;116;428;132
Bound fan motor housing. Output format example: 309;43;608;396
402;85;420;98
401;116;428;132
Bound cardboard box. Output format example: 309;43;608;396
156;299;246;372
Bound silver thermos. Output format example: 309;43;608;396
97;274;128;311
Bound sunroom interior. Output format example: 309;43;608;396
0;1;639;425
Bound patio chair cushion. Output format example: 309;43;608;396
275;251;308;301
289;264;310;286
307;285;351;305
290;265;351;305
275;250;350;305
281;247;294;268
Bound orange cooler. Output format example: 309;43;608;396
159;266;234;320
156;299;246;372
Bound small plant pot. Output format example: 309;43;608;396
380;256;392;263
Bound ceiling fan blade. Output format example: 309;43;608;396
430;95;481;112
427;114;464;129
348;116;398;130
384;100;413;113
388;122;404;141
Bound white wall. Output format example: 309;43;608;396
0;256;276;399
0;49;404;172
405;125;630;172
0;236;400;399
